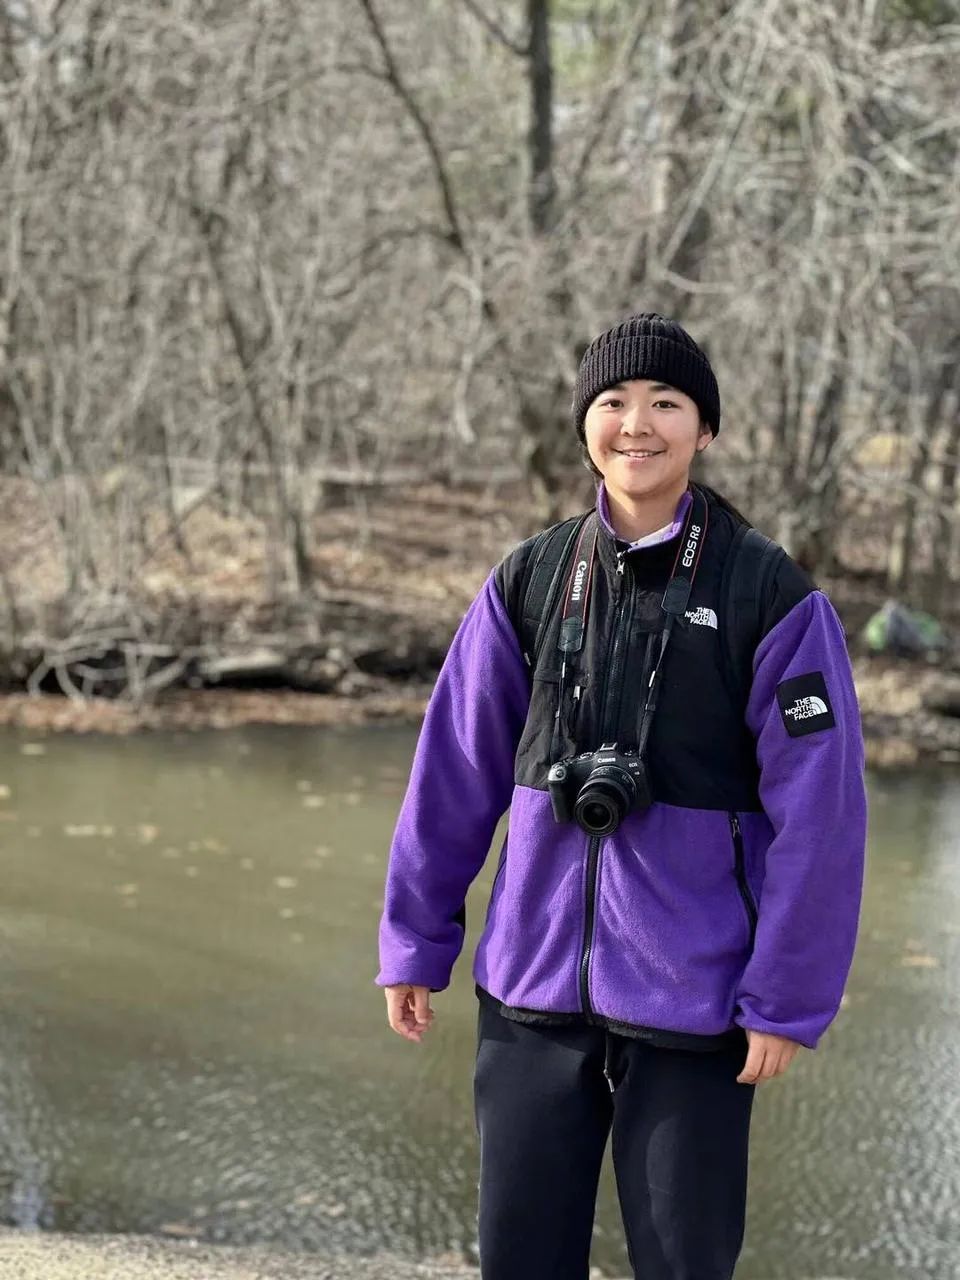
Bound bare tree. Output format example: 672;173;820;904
1;0;959;701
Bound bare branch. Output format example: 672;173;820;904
356;0;466;254
458;0;529;57
567;0;656;210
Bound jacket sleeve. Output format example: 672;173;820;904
734;572;867;1049
374;569;531;993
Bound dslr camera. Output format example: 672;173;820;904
546;742;653;836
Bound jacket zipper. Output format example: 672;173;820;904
597;548;631;739
729;812;758;946
579;834;602;1015
579;548;631;1018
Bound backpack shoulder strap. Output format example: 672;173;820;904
513;512;591;668
720;523;786;708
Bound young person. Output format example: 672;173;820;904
375;312;867;1280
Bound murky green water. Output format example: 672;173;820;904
0;722;958;1278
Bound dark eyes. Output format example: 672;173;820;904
600;397;677;409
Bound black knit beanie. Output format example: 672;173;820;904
572;312;721;440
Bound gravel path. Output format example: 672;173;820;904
0;1230;854;1279
0;1232;486;1280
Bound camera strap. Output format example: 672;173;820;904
635;484;709;759
550;513;599;763
549;484;710;764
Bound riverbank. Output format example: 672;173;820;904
0;684;431;735
1;477;958;766
0;654;958;770
0;1231;493;1280
0;1230;859;1280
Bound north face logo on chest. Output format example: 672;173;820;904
684;606;718;630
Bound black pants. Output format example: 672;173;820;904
473;995;756;1280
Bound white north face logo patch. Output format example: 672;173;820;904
776;671;837;738
684;606;718;630
784;696;829;721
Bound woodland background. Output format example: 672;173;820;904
1;0;959;708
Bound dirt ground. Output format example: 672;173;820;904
0;1232;492;1280
0;1229;854;1279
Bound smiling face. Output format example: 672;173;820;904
583;378;712;506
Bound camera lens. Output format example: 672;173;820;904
573;765;637;837
580;799;615;831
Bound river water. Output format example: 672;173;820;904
0;723;957;1278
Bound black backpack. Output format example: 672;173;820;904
511;510;784;712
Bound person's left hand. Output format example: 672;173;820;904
736;1029;802;1084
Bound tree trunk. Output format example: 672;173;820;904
888;373;950;598
526;0;556;236
925;391;960;615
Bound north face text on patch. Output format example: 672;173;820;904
776;671;836;737
684;606;718;629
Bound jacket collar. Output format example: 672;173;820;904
594;480;693;576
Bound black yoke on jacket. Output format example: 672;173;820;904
494;492;813;813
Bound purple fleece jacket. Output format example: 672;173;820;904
373;572;531;993
375;497;867;1049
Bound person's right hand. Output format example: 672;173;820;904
384;983;435;1043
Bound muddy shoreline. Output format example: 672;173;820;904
0;656;958;771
